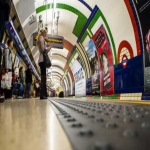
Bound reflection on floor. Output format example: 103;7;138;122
0;98;72;150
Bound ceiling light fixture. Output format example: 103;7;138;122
51;0;59;35
44;0;48;29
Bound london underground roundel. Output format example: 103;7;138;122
122;54;128;68
118;40;134;64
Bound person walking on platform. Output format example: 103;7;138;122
37;29;52;99
25;65;32;98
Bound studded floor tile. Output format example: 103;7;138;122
49;99;150;150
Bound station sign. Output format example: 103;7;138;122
33;32;64;49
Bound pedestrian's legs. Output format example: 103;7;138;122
39;62;47;99
12;82;17;96
18;83;24;97
17;83;21;96
26;83;29;98
26;83;31;98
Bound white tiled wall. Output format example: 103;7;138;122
120;93;142;101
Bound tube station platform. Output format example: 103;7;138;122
0;98;150;150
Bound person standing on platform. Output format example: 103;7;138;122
0;0;12;102
0;0;12;43
37;29;52;99
4;39;13;99
18;66;24;98
0;45;5;102
25;65;32;98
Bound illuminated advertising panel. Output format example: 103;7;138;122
71;60;86;96
92;25;114;95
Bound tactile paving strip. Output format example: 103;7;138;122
49;99;150;150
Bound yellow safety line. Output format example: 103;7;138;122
87;99;150;105
56;97;150;105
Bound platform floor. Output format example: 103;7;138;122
50;98;150;150
0;98;72;150
1;98;150;150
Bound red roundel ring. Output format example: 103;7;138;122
118;40;134;64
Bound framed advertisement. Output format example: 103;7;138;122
71;60;86;96
85;39;100;95
92;24;114;95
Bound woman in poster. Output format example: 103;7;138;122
100;51;111;91
101;52;109;75
92;57;100;84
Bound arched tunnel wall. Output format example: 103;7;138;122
13;0;150;100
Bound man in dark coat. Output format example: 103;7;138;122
25;65;32;98
0;0;12;42
0;46;5;102
0;0;12;102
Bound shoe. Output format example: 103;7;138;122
40;97;47;100
17;96;23;99
12;95;16;99
0;96;5;103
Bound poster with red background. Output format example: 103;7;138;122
92;25;114;95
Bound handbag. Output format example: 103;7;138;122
1;72;12;89
43;50;51;68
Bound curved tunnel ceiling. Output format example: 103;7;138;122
13;0;142;91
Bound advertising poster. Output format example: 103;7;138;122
72;82;75;96
71;60;86;96
86;77;92;95
132;0;150;92
77;56;87;76
85;39;100;95
66;73;71;95
92;25;114;95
